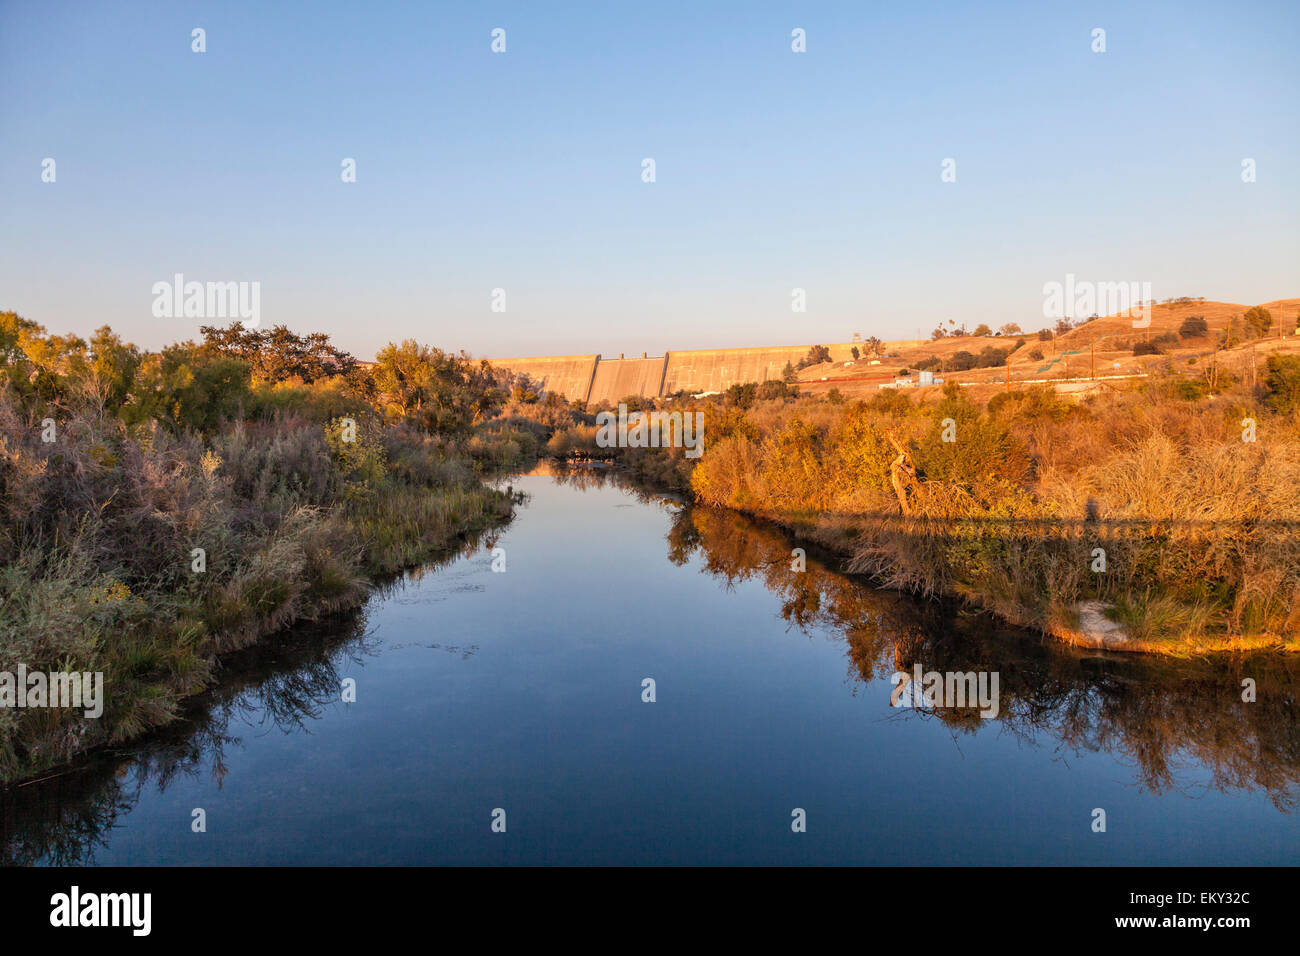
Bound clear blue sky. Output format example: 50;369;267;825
2;0;1297;360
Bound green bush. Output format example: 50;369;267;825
1263;354;1300;414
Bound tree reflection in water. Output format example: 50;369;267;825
3;466;1295;864
663;494;1300;813
549;462;1300;810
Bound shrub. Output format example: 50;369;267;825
914;388;1029;491
1173;379;1209;401
726;382;758;409
829;405;897;495
756;379;796;401
1263;354;1300;414
987;386;1072;423
976;345;1011;368
948;351;977;371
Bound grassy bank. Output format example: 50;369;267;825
0;315;540;784
551;362;1300;655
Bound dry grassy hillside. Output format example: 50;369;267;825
798;297;1300;397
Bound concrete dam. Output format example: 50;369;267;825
489;343;861;405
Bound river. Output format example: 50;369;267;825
3;464;1297;865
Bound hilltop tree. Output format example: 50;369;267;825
1243;307;1273;337
796;344;832;369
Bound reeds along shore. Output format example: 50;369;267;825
573;365;1300;655
0;315;542;783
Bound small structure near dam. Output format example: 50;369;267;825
489;343;860;405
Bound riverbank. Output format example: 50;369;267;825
0;316;544;785
564;374;1300;657
0;423;526;786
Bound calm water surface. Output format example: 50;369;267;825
4;465;1298;865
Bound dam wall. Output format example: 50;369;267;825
487;343;862;404
661;343;859;396
487;354;599;403
586;355;669;406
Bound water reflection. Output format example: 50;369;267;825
0;530;493;867
2;465;1296;865
664;496;1300;812
547;461;1300;810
